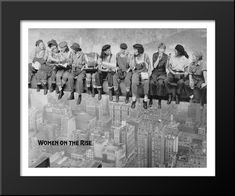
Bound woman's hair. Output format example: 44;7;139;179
158;42;166;50
35;40;43;47
133;44;144;55
193;51;203;61
100;50;108;61
47;39;58;48
100;44;111;60
76;48;82;52
175;44;189;59
137;47;144;54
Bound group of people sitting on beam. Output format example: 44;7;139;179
28;39;207;109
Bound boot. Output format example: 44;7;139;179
36;84;40;92
58;90;64;100
87;86;91;95
143;100;148;109
158;99;161;109
76;94;82;105
131;100;136;109
91;87;95;97
125;91;130;104
175;95;180;104
109;89;113;101
98;89;102;100
49;83;55;93
167;94;172;104
115;90;119;103
149;98;153;107
55;86;60;94
68;92;75;100
43;84;48;95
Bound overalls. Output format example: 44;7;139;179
56;50;72;89
132;54;149;97
62;52;86;94
113;52;132;92
84;53;98;89
189;62;207;104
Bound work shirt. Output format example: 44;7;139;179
57;50;72;65
30;47;47;64
189;61;207;84
71;51;86;69
130;53;152;74
46;50;60;64
98;54;116;71
169;55;191;72
116;52;131;72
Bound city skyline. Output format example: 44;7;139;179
28;89;207;168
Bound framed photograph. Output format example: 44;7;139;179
1;0;234;195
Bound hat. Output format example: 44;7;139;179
70;43;81;51
133;44;144;54
120;43;127;49
35;40;43;46
59;41;68;48
133;43;143;49
47;39;58;47
102;44;111;51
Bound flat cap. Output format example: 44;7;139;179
35;40;43;46
70;43;81;51
47;39;58;47
102;44;111;51
58;41;68;48
120;43;128;49
133;43;143;49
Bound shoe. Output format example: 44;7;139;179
91;87;95;97
131;101;136;109
68;92;75;100
115;90;119;103
76;94;82;105
158;99;161;109
98;89;102;100
109;89;113;101
43;85;48;95
167;94;172;104
36;84;40;92
55;86;60;94
143;100;148;109
58;90;64;100
175;95;180;104
149;98;153;107
87;87;91;95
125;91;130;104
49;84;55;93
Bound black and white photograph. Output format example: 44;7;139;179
1;0;234;195
22;21;215;176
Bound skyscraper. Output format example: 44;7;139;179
151;125;165;167
163;115;179;166
60;116;76;139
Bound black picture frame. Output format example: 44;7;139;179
0;0;234;195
